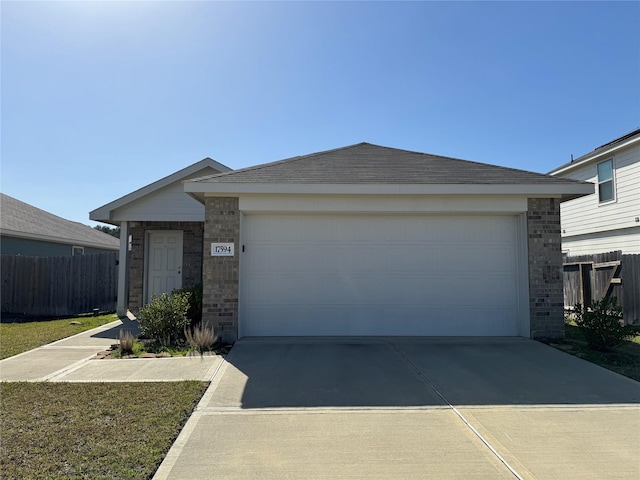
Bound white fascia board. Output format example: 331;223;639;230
549;136;640;176
90;159;231;222
0;229;119;250
185;181;594;198
89;206;118;224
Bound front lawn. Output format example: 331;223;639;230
547;324;640;382
0;382;207;479
0;314;116;360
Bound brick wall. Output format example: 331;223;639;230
128;221;204;312
202;197;240;343
527;198;564;339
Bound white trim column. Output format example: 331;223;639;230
116;221;129;317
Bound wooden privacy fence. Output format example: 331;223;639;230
563;251;640;324
1;252;118;317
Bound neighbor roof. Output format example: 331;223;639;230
549;128;640;176
185;143;593;199
1;193;120;250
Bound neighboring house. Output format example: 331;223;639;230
93;143;592;342
1;193;119;256
548;128;640;256
89;157;232;318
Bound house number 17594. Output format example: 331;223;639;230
211;243;234;256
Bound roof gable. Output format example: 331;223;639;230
90;157;231;223
1;194;119;249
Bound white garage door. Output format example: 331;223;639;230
240;214;521;337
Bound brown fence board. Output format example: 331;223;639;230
1;252;118;317
563;250;639;325
621;254;640;324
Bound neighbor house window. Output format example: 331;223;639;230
72;246;85;256
597;158;615;203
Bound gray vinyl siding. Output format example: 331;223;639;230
0;236;116;257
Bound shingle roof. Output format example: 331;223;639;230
549;128;640;175
594;127;640;151
190;143;586;185
1;194;120;249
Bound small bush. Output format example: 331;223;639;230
173;284;203;324
574;297;640;352
137;292;192;346
185;324;217;354
118;330;135;354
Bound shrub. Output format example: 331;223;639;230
573;297;640;352
137;292;192;346
185;324;217;354
173;284;203;324
118;330;135;354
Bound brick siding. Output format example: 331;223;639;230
202;197;240;343
128;221;204;312
527;198;564;339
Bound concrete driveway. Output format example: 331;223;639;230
154;337;640;480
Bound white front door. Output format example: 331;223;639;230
146;231;183;303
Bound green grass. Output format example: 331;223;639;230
0;382;208;479
547;324;640;382
0;314;117;360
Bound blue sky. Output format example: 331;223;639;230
1;1;639;226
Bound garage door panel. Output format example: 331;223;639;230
241;214;522;337
244;305;520;336
245;275;327;305
247;273;517;308
250;244;515;276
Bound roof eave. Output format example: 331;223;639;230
186;191;206;204
184;181;594;199
548;135;640;176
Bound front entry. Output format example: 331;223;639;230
145;230;183;304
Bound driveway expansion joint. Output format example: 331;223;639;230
387;341;524;480
195;405;454;415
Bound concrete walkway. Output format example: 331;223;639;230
154;337;640;480
0;317;222;382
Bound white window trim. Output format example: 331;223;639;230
596;157;616;205
72;246;85;255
